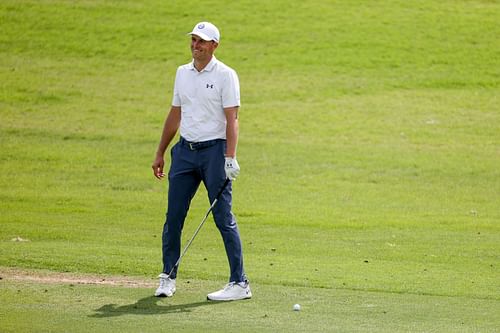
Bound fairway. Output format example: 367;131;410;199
1;268;498;332
1;0;499;332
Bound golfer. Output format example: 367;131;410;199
151;22;251;301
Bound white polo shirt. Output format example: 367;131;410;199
172;56;240;142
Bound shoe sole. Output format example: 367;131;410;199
207;294;252;301
154;290;176;297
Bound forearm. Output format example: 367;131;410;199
156;106;181;156
224;107;239;157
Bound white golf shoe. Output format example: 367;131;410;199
154;273;176;297
207;281;252;301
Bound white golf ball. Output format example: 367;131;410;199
293;303;301;311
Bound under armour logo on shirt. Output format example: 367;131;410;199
206;84;214;89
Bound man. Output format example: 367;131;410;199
151;22;251;301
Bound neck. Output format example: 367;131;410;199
194;56;213;72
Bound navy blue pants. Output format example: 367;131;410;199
162;137;246;283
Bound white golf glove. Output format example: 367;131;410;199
224;157;240;180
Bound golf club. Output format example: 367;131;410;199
167;177;231;278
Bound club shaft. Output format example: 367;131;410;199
168;178;230;277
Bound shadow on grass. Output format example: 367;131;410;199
90;296;218;318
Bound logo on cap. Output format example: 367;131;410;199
197;23;205;29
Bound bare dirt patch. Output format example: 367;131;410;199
0;267;156;288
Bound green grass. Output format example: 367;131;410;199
1;0;499;331
1;277;499;333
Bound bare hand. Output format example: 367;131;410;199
152;156;166;180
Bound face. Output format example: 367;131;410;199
190;34;218;62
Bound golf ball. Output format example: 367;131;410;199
293;304;301;311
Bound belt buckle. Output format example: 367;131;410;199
189;142;195;150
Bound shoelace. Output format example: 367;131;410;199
159;277;170;289
223;282;236;291
223;282;247;291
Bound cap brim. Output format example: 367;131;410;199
187;31;213;41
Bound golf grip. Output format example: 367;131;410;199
215;177;231;200
168;178;231;277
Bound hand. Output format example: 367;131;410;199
224;157;240;180
152;155;166;180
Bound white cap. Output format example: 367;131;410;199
188;22;220;43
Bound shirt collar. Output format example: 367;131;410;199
189;56;218;72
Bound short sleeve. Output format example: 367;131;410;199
222;69;240;108
171;67;181;107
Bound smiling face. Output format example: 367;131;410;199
190;34;218;64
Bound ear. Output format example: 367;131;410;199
213;42;219;50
